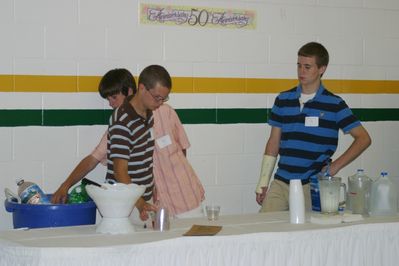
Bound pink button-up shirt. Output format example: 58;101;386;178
152;104;204;215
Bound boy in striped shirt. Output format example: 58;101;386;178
106;65;171;219
255;42;371;212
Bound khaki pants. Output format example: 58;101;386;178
260;179;311;212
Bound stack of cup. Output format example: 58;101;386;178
289;179;305;224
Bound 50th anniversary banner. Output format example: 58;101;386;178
140;3;256;29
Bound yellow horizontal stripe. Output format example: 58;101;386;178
245;78;298;93
78;76;101;92
15;75;78;92
1;75;399;93
0;75;13;92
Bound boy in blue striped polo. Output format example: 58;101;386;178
255;42;371;212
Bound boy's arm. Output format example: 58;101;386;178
113;158;132;184
328;125;371;176
255;127;281;205
52;155;100;204
51;132;107;204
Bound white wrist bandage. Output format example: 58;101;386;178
255;155;277;194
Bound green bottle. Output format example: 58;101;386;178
68;182;89;204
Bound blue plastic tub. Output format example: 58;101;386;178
4;195;97;229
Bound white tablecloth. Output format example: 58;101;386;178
1;212;399;266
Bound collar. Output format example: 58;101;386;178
295;83;326;100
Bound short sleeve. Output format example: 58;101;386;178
170;106;190;150
90;131;108;165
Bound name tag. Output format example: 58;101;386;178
156;134;172;149
305;116;319;127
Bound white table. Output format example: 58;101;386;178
1;212;399;266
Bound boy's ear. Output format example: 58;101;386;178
319;65;327;77
138;83;146;92
128;87;133;96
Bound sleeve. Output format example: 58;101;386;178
268;96;283;128
336;99;361;134
170;106;190;150
90;131;108;166
108;115;131;161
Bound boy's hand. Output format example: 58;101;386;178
51;184;69;204
256;186;268;205
136;197;157;221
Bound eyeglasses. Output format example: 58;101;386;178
146;88;169;103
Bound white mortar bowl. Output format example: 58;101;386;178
86;183;145;234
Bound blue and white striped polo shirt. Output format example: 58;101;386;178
269;84;361;181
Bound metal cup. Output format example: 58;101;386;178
154;207;170;231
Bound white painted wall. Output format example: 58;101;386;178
1;0;399;230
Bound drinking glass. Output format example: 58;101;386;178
205;205;220;221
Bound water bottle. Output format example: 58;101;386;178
370;172;397;216
310;159;332;212
17;179;50;204
310;175;321;211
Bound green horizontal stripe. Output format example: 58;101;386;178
352;109;399;122
0;109;398;127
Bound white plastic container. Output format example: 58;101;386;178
289;179;305;224
370;172;397;216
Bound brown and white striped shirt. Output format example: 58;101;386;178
106;99;155;201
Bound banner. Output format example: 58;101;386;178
140;3;256;29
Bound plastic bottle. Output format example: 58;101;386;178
17;179;50;204
310;159;332;212
347;169;372;215
370;172;397;216
68;181;89;204
310;175;321;212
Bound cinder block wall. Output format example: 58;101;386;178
1;0;399;230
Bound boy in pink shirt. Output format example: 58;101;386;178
153;104;205;217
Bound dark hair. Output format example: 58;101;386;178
298;42;329;68
138;65;172;91
98;68;137;98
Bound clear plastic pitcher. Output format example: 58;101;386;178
318;176;346;215
348;169;372;215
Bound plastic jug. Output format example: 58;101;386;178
370;172;397;216
347;169;372;215
16;179;50;204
